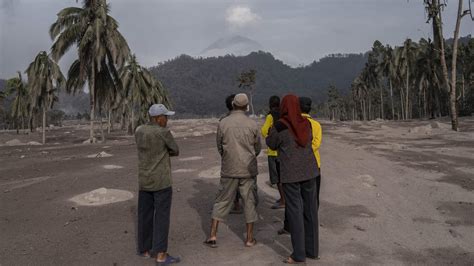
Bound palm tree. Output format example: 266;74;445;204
120;54;170;133
395;39;418;119
6;72;29;134
26;51;65;144
238;69;257;116
50;0;130;142
379;45;399;120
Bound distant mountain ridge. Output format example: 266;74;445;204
150;51;368;116
200;35;264;58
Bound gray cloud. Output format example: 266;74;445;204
0;0;473;78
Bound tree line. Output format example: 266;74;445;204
0;0;170;144
318;0;473;131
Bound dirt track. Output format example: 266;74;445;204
0;118;473;265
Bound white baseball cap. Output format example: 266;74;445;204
148;104;175;117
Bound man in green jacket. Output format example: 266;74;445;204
135;104;180;265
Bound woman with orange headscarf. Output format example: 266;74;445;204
266;94;320;264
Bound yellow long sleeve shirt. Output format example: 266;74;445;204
302;113;322;168
261;114;278;157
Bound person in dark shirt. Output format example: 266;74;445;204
266;95;320;264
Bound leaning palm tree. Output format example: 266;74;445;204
6;72;29;134
50;0;130;142
26;51;65;144
120;54;170;133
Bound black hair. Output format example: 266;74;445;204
299;97;312;114
225;94;236;111
269;95;280;110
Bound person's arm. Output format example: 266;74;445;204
261;114;273;138
163;130;179;156
254;127;262;156
216;123;224;156
311;120;322;152
265;126;280;150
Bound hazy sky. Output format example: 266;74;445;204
1;0;473;78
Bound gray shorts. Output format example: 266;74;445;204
268;156;280;185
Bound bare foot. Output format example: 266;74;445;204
283;257;305;264
245;238;257;247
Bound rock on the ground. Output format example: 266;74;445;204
5;139;23;146
87;151;113;158
69;188;133;206
431;121;450;129
103;165;123;169
27;141;42;146
409;125;432;134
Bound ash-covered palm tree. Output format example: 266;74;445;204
395;39;419;119
26;51;65;144
379;45;399;120
6;72;29;134
120;54;170;133
238;69;257;116
50;0;130;142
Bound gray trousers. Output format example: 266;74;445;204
137;187;172;256
283;178;319;262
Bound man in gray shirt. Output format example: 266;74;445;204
204;93;261;248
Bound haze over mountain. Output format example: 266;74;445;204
199;35;264;58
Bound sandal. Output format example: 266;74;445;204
156;254;180;265
283;257;305;264
245;238;257;247
137;251;152;258
203;239;218;248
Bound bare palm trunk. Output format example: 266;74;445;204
461;75;465;110
249;89;255;116
368;99;372;120
449;0;463;131
390;79;395;120
42;107;46;144
406;65;410;120
424;86;428;118
100;115;105;143
89;64;96;143
130;103;135;135
107;108;112;134
380;86;384;119
400;88;405;120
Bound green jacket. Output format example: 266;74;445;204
135;123;179;191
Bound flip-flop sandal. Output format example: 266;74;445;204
203;239;218;248
283;257;305;264
245;238;257;247
137;252;152;258
156;255;180;265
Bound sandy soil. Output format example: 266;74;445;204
0;117;473;265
